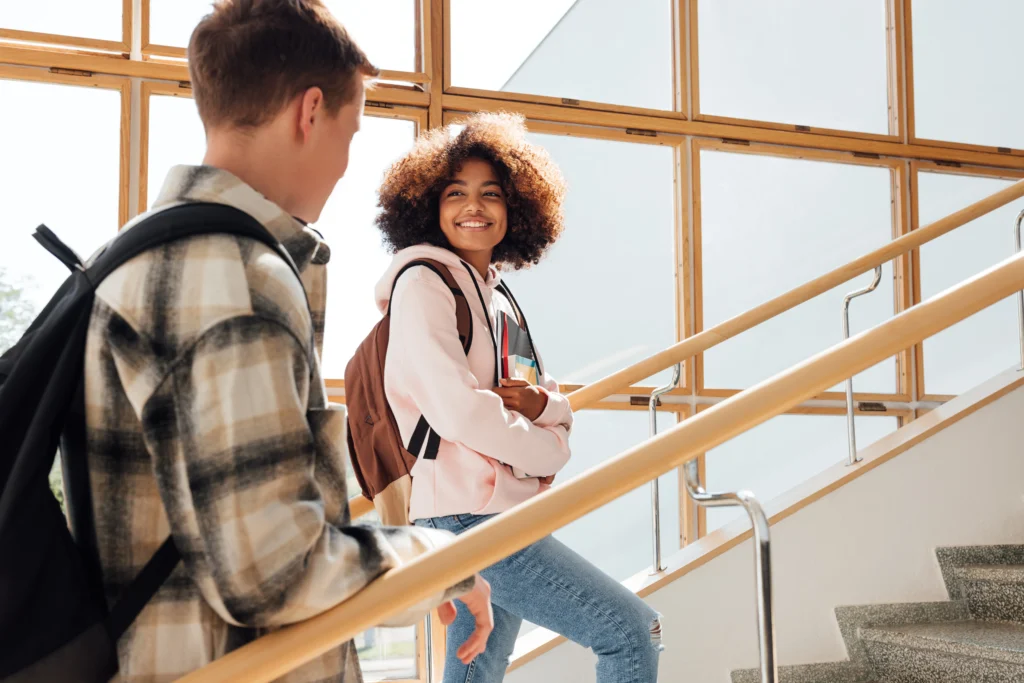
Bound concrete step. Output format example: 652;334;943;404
949;564;1024;623
731;661;872;683
861;620;1024;682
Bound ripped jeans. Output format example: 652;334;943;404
416;514;662;683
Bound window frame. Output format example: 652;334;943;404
688;0;905;144
903;0;1024;159
0;0;131;53
442;0;688;120
909;160;1024;402
0;65;131;227
692;138;912;402
140;0;432;86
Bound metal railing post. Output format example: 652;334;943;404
648;363;681;573
842;266;882;464
682;463;777;682
1015;209;1024;370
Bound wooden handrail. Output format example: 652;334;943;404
179;248;1024;683
348;493;373;519
568;177;1024;411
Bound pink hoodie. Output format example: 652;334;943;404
375;245;573;521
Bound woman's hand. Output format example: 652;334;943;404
494;378;549;421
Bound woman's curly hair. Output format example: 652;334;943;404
376;112;566;270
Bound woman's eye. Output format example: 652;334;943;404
485;191;502;198
447;190;464;198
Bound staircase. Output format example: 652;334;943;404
732;545;1024;683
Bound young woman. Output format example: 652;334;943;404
373;112;662;683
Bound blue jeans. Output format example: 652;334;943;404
416;514;662;683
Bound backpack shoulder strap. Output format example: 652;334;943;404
389;258;473;355
387;258;475;462
85;202;303;284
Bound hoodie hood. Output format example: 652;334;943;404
375;244;501;314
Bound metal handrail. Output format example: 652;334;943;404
648;364;682;573
684;467;777;683
1016;209;1024;371
424;615;434;683
841;266;883;464
649;363;776;683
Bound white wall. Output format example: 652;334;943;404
507;378;1024;682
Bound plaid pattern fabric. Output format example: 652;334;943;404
83;166;464;683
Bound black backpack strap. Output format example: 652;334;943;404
495;281;542;378
460;262;500;387
84;202;303;284
104;536;180;640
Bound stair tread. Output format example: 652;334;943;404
861;620;1024;664
730;661;872;683
953;564;1024;582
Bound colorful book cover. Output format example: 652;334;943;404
498;311;539;385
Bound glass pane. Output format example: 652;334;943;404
0;79;121;353
705;414;899;532
700;150;898;393
450;0;674;111
148;0;417;71
520;409;680;638
319;117;417;378
918;172;1024;395
912;1;1024;149
357;625;417;681
146;94;207;209
502;132;677;386
0;1;121;42
697;0;889;134
144;95;415;379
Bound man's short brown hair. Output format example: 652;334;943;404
189;0;379;129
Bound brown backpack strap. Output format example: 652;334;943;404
389;259;474;461
389;258;473;354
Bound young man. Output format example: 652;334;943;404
80;1;491;681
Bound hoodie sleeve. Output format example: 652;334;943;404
387;268;570;476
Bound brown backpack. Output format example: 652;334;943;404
344;259;473;525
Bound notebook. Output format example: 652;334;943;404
496;309;539;385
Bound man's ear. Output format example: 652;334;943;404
297;86;324;141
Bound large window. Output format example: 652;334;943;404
916;168;1024;397
911;0;1024;150
697;145;901;395
449;0;675;111
501;127;680;387
0;76;123;353
147;0;419;72
696;0;891;135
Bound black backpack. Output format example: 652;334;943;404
0;203;302;682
